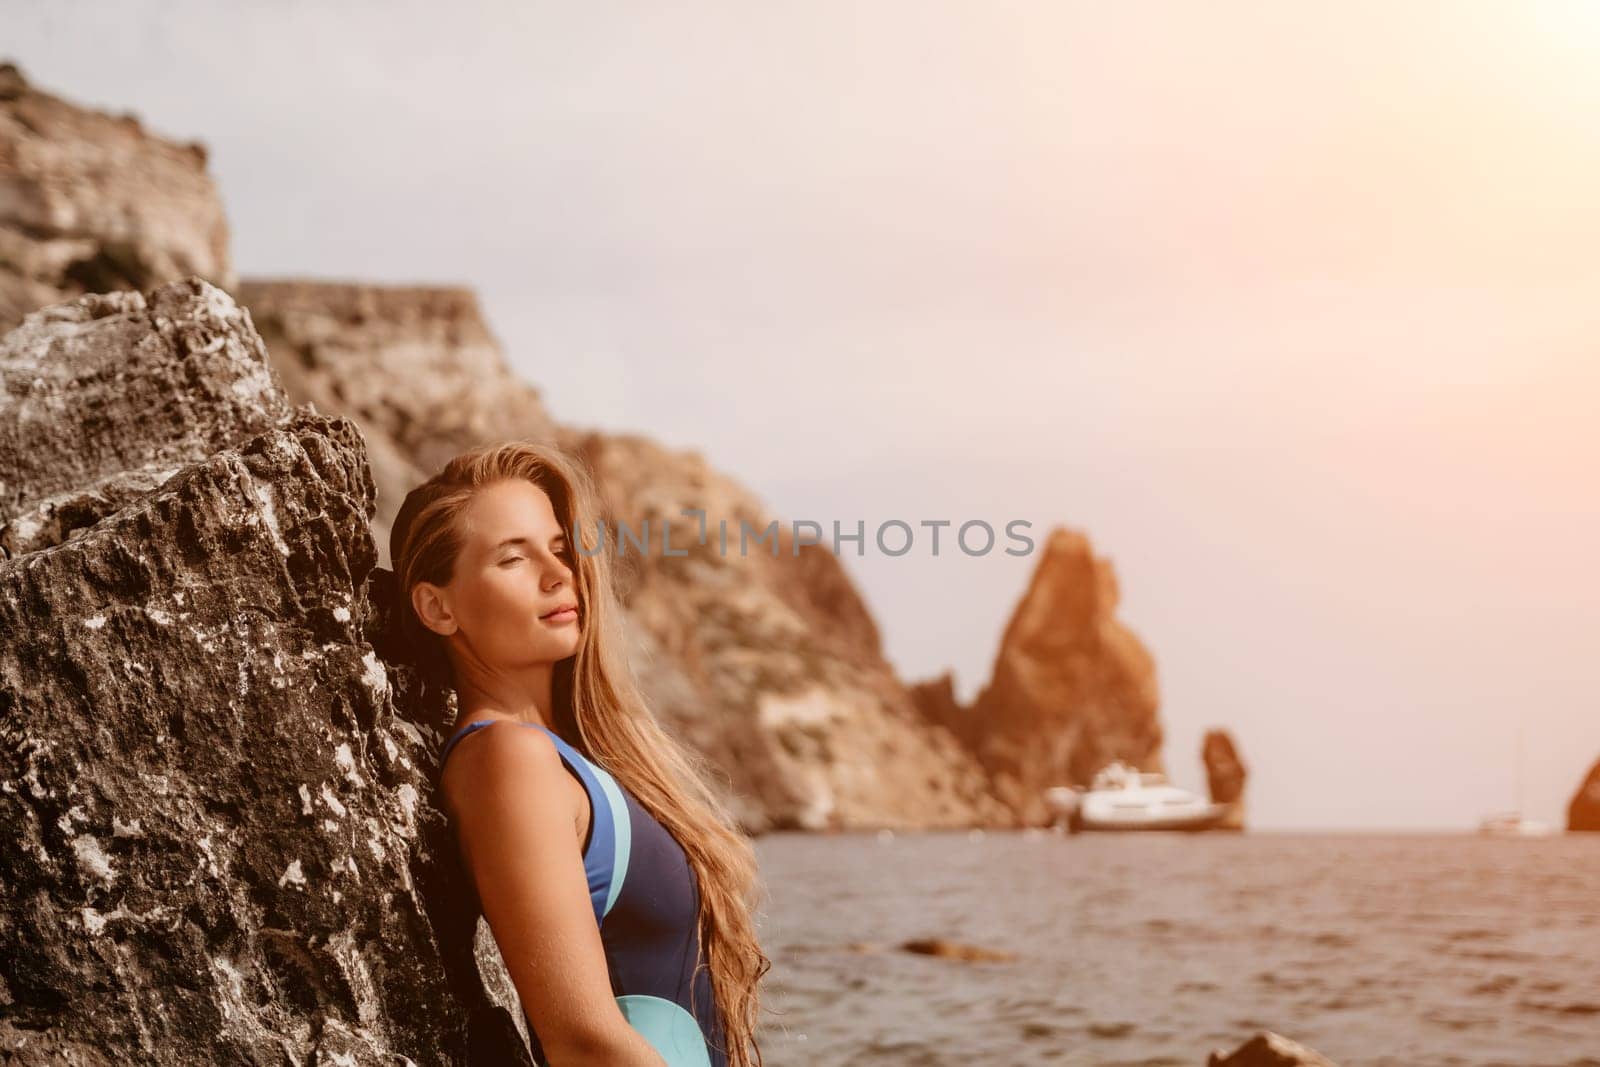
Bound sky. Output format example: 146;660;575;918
7;0;1597;829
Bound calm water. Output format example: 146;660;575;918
749;830;1600;1067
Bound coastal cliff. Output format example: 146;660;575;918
234;281;1006;831
1;60;1184;835
0;63;233;334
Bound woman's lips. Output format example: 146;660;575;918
540;606;578;624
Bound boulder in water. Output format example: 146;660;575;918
1207;1030;1340;1066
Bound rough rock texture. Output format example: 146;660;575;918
560;428;1010;832
235;279;556;560
0;63;234;335
1207;1030;1340;1066
0;280;525;1064
0;283;284;559
912;527;1164;825
1203;728;1248;831
1568;757;1600;832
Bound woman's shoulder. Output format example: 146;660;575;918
438;720;570;820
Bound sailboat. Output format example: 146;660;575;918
1477;723;1557;837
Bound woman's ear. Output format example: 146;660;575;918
411;581;459;637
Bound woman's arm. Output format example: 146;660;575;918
444;725;667;1066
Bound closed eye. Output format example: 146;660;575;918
499;556;523;566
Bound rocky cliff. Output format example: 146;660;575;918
912;527;1165;825
1;59;1187;836
0;280;528;1063
0;63;234;335
1569;758;1600;832
235;279;1007;831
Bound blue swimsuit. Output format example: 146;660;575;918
439;718;729;1067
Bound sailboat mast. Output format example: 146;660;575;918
1515;722;1524;816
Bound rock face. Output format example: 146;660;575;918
0;63;234;335
1569;758;1600;832
1202;728;1248;831
1208;1030;1340;1067
912;527;1164;825
235;280;557;560
0;280;524;1064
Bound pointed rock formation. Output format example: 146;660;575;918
1568;758;1600;832
0;62;234;334
0;280;525;1063
1202;728;1248;831
912;527;1164;825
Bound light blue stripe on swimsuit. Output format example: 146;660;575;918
439;718;632;926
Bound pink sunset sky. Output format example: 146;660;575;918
9;0;1597;828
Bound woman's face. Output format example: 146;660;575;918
420;478;583;670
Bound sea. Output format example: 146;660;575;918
749;829;1600;1067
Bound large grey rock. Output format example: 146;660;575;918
0;281;283;558
0;280;522;1064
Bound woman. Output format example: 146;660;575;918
389;440;770;1067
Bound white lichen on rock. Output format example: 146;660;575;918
334;741;362;786
278;859;306;888
320;782;347;818
72;835;116;886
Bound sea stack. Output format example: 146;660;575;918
1568;757;1600;832
910;526;1166;826
1203;728;1249;831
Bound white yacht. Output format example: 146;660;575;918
1044;761;1233;833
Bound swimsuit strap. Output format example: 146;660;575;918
438;718;632;925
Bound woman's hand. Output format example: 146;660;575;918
443;723;668;1066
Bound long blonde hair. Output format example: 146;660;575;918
389;439;770;1067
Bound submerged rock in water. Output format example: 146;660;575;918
1569;757;1600;832
0;279;524;1064
1207;1031;1340;1067
897;937;1016;962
